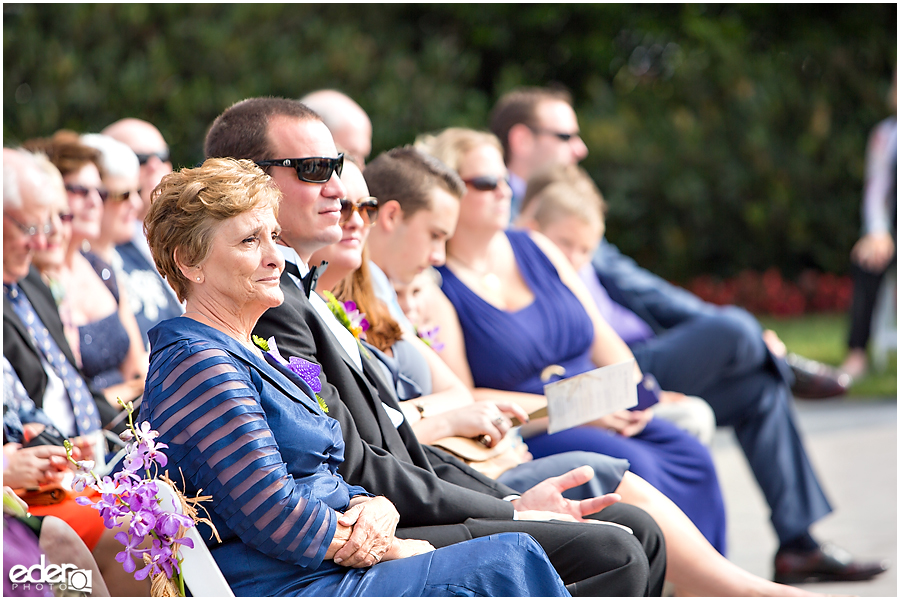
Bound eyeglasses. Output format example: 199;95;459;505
462;175;507;192
256;154;344;184
135;149;170;166
65;184;109;201
340;196;379;226
106;189;142;202
4;212;52;238
527;126;580;142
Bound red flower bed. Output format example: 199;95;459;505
686;268;852;316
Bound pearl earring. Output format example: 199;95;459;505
196;276;201;281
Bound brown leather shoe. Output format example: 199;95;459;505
774;543;889;584
787;353;853;399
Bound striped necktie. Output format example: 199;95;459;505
4;283;101;435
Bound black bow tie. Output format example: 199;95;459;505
286;261;328;298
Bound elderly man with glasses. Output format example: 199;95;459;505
3;147;121;442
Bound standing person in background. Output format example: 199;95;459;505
841;71;897;379
301;89;373;166
491;85;887;583
101;118;183;346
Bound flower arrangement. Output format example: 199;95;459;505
253;335;329;414
64;400;218;597
321;290;370;357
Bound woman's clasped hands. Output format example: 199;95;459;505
330;495;434;568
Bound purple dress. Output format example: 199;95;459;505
437;230;728;555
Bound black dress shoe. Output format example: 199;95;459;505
774;543;890;584
786;353;853;399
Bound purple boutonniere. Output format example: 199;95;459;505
416;325;445;352
253;335;328;413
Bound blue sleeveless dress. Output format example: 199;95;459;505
78;252;131;390
438;230;727;555
141;317;569;597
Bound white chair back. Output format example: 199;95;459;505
155;480;234;597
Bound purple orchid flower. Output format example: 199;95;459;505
71;460;97;492
266;336;324;393
417;326;445;352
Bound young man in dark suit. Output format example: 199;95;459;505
205;97;666;597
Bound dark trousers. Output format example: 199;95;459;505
848;258;896;350
398;503;665;597
630;309;833;544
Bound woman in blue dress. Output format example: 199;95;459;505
416;129;728;556
138;157;569;597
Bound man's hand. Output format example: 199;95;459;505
332;496;399;567
380;537;435;561
511;466;621;521
852;232;895;272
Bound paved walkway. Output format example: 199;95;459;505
710;397;897;597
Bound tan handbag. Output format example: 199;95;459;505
431;432;532;480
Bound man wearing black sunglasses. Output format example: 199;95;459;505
206;96;666;597
102;118;173;224
492;86;887;584
490;87;588;220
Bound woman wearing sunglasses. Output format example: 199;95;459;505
23;130;147;409
412;128;729;553
313;146;814;598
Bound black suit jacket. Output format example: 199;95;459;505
254;272;517;530
3;266;119;432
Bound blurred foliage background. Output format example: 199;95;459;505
4;3;896;283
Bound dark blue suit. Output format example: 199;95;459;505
592;239;833;544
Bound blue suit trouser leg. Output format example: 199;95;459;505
631;312;833;543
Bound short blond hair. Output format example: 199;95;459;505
521;163;607;219
144;157;281;302
529;180;603;233
415;128;503;173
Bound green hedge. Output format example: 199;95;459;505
4;4;895;281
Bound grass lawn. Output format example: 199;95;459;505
758;312;897;399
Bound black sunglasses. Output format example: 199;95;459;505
65;184;109;201
340;197;379;226
527;126;579;142
256;154;344;184
462;175;507;192
135;149;170;165
106;189;142;202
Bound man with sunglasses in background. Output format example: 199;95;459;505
206;96;668;597
99;120;183;346
492;85;887;584
490;87;589;220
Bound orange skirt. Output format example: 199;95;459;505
28;492;105;550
